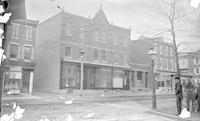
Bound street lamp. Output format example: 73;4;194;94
148;47;157;109
80;47;86;95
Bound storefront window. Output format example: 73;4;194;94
4;67;22;94
60;64;79;89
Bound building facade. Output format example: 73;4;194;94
3;19;38;94
130;37;176;92
34;8;131;93
179;51;200;87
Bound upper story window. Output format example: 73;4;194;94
25;25;33;40
114;35;119;45
124;38;128;47
11;23;20;39
80;24;88;41
94;49;100;61
159;45;162;54
101;50;107;63
194;58;199;65
102;31;106;43
95;29;100;41
124;55;128;65
153;43;157;53
9;43;19;59
65;45;72;58
114;53;119;64
194;67;200;75
160;58;163;69
65;24;72;36
170;47;173;56
23;45;32;60
164;59;168;70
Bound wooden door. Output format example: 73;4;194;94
21;70;30;93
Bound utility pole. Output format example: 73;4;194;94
0;0;11;115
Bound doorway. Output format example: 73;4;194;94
21;69;30;93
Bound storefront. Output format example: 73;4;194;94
60;62;130;90
3;60;35;94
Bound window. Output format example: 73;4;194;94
9;43;19;59
94;49;100;61
114;53;119;64
165;59;168;70
160;45;162;54
153;43;157;53
23;46;32;60
160;58;163;69
25;25;33;40
169;59;173;70
65;45;72;57
95;29;100;41
194;58;199;65
79;24;88;41
124;38;128;47
65;24;72;36
124;55;128;65
137;71;142;80
170;47;173;56
114;35;119;45
194;67;200;75
101;50;107;62
166;46;169;56
11;23;20;38
102;31;106;42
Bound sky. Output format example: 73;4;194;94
25;0;200;51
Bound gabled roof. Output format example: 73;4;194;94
92;8;109;25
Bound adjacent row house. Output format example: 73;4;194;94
129;37;177;92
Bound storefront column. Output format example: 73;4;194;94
129;70;132;89
142;71;146;88
29;71;34;93
133;71;137;88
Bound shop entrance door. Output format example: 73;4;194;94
22;70;30;93
83;68;95;89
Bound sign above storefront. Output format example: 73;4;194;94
10;66;22;71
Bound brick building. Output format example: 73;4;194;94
34;8;131;93
3;19;38;94
130;37;176;92
179;51;200;87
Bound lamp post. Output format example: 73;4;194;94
80;47;86;95
148;47;157;109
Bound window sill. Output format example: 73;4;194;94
10;36;19;39
25;38;32;41
24;60;32;62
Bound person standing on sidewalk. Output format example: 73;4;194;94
175;77;183;115
185;78;194;112
194;83;200;112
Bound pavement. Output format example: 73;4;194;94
1;91;200;121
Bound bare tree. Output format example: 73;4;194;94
145;0;191;77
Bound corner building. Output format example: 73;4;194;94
34;8;131;93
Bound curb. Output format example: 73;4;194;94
149;110;196;121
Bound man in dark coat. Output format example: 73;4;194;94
185;79;194;111
175;77;183;115
195;83;200;112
